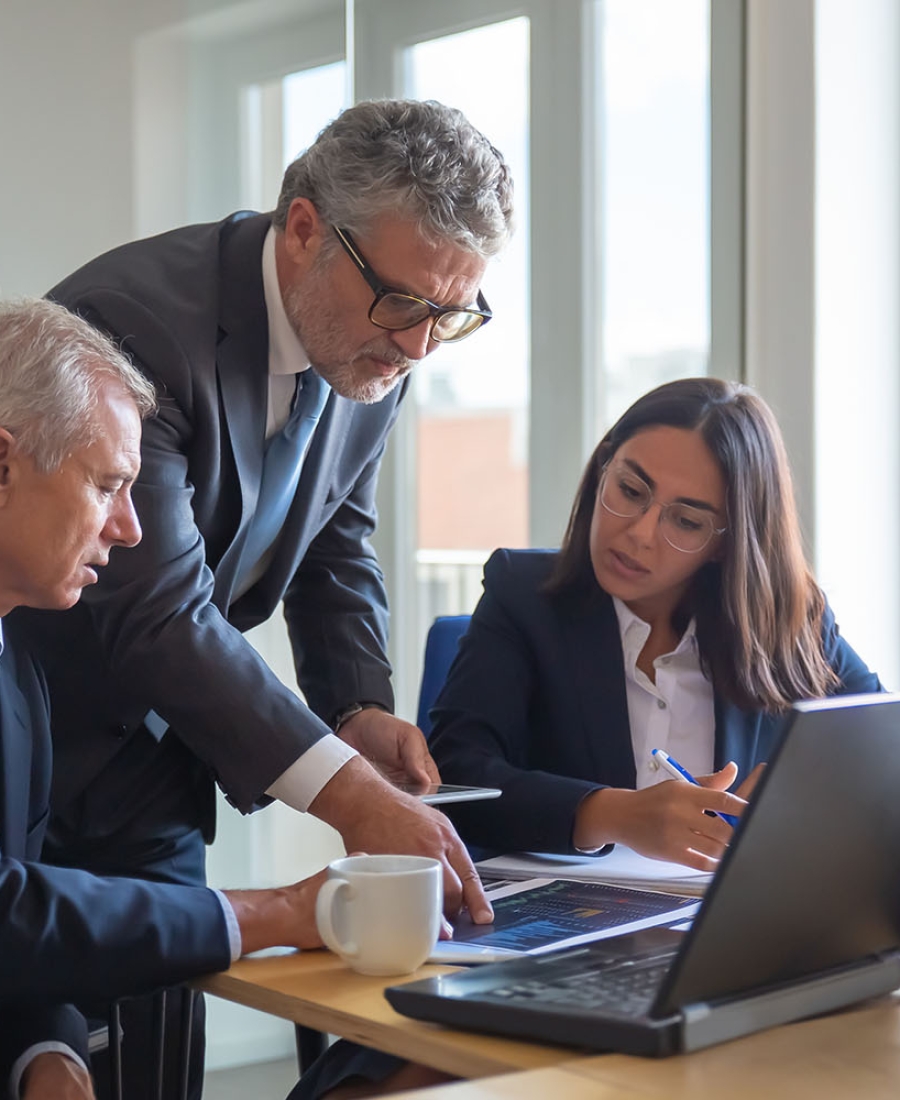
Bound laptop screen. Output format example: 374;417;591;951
656;693;900;1014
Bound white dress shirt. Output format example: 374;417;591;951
256;226;358;810
612;597;716;789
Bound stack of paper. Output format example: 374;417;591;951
476;847;713;898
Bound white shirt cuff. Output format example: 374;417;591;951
10;1043;89;1100
265;734;358;812
212;889;243;962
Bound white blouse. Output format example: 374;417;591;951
612;597;716;789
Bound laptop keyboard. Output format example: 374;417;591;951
484;950;675;1018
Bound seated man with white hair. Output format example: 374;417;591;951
0;298;328;1100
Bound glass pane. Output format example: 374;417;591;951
597;0;710;428
405;17;530;640
241;62;348;211
283;62;347;163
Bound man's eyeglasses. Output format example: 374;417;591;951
332;226;492;343
599;463;727;554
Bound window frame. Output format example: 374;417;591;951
353;0;745;715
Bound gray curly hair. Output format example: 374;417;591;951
0;298;157;473
272;99;514;258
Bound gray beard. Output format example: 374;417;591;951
284;278;413;404
311;357;409;405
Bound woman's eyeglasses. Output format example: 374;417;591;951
599;463;726;553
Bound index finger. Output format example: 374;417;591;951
460;865;493;924
445;840;493;924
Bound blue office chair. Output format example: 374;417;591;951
416;615;471;736
416;613;499;862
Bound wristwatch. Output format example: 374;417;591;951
332;702;387;733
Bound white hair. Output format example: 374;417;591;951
0;297;156;472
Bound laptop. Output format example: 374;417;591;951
387;693;900;1056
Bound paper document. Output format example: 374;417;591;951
429;877;698;963
477;847;713;898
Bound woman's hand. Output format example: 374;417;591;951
574;763;748;871
735;761;766;801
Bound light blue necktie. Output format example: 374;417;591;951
236;368;330;586
144;371;329;743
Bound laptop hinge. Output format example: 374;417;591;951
680;954;900;1052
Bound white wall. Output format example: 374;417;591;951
0;0;139;294
0;0;337;294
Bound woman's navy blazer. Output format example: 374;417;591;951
430;549;882;854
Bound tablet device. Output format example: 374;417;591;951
394;782;502;805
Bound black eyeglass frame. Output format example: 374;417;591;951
332;226;492;343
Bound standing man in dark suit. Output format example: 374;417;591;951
0;299;332;1100
13;99;511;1095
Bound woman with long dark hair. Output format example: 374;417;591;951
431;378;881;867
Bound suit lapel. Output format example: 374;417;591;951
211;215;271;603
560;587;637;788
0;645;34;858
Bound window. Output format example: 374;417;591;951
404;18;531;650
353;1;722;711
595;0;711;428
242;61;348;211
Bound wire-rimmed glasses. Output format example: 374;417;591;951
599;462;727;553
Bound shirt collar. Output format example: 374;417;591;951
612;596;698;658
262;225;311;377
0;619;5;656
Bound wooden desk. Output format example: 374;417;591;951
570;991;900;1100
193;950;577;1079
197;954;900;1098
394;991;900;1099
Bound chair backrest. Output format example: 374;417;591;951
416;615;471;735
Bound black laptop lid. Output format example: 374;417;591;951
656;693;900;1014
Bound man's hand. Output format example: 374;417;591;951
224;869;329;957
21;1052;95;1100
338;708;440;786
309;756;493;923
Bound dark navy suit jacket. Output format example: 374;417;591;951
430;549;882;854
12;212;405;848
0;622;231;1081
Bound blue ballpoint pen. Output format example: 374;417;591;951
650;748;739;827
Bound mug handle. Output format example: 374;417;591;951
315;878;359;958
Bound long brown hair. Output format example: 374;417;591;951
547;378;838;712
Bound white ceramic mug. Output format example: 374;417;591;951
315;854;443;976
